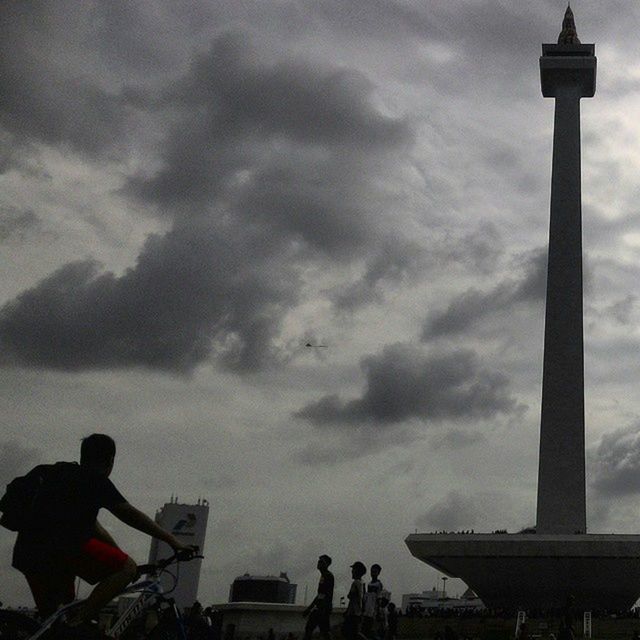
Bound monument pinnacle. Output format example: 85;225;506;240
558;4;581;44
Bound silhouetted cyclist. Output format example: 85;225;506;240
10;434;194;635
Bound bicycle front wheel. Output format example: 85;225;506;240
0;610;40;640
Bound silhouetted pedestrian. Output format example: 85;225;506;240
188;601;216;640
362;564;383;639
303;554;334;640
385;603;397;640
343;561;366;640
377;591;390;639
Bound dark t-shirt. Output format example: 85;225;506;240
12;461;126;572
315;570;334;613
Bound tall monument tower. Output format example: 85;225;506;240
405;6;640;610
536;5;596;535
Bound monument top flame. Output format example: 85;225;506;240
558;4;581;45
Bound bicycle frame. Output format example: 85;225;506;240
107;574;189;639
27;599;86;640
107;578;166;638
23;558;191;640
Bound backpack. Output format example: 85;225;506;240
0;465;49;532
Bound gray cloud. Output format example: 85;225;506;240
296;439;370;467
445;222;505;276
422;247;547;339
0;440;41;487
329;221;506;314
0;207;40;241
295;420;420;466
296;343;520;426
603;295;637;326
430;429;486;451
307;0;556;107
215;537;321;588
590;424;640;498
415;491;478;531
331;239;424;312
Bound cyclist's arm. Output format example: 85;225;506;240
109;501;190;551
93;519;119;548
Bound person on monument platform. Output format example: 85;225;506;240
303;554;335;640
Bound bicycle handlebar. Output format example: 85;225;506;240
136;548;203;578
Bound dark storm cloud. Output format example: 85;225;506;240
127;32;411;215
422;247;547;339
590;425;640;498
0;207;40;241
331;239;424;311
233;156;380;257
0;3;125;161
415;491;478;531
296;343;519;425
0;30;414;372
0;222;298;373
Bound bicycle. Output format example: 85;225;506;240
0;549;206;640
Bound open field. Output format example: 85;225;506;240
397;616;640;640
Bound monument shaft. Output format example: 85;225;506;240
536;86;586;534
536;36;595;534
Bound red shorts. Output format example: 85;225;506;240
25;538;129;617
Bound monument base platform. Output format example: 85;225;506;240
405;533;640;610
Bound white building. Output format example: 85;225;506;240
147;497;209;610
402;588;484;613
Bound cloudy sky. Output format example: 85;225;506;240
3;0;640;608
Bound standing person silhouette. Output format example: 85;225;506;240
343;562;366;640
362;564;383;639
302;554;334;640
10;434;194;636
